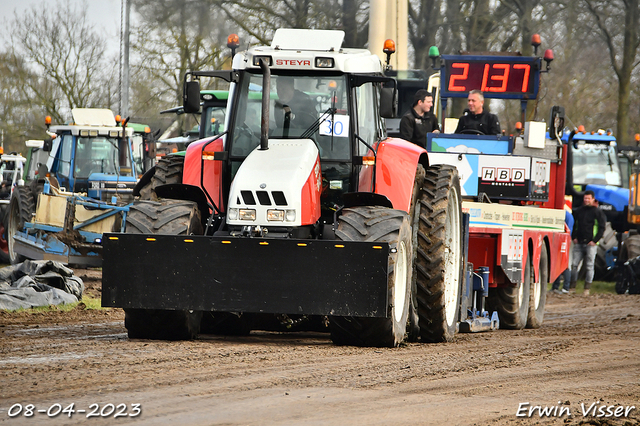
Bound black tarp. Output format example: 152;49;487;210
0;260;84;310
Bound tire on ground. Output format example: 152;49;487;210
487;248;531;330
526;244;548;329
0;204;10;264
7;186;36;265
415;164;463;343
138;155;185;201
329;206;412;347
123;198;204;340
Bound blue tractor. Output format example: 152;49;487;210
565;128;627;280
7;109;137;267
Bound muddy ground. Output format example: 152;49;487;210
0;270;639;425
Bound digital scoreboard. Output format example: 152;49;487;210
440;55;542;99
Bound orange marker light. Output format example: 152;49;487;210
115;115;122;123
531;34;541;47
45;116;52;125
383;39;396;54
578;125;585;133
515;122;522;130
227;33;240;49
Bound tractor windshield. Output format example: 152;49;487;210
74;136;134;179
231;73;350;160
572;143;622;187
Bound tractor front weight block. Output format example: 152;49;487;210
102;234;390;318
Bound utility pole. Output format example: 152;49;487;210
120;0;131;117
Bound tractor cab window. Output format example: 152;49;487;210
74;137;134;179
58;134;73;178
231;73;350;160
572;143;622;187
355;82;379;155
202;105;226;138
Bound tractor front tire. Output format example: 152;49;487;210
7;186;36;265
527;244;548;329
330;206;412;347
123;199;203;340
415;165;463;343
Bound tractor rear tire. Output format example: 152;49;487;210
415;164;463;343
123;199;203;340
487;248;531;330
7;186;36;265
138;155;185;200
0;205;10;264
527;244;548;329
330;206;412;347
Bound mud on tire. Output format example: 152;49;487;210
123;198;203;340
329;206;412;347
415;164;463;343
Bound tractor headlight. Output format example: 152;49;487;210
285;209;296;222
239;209;256;221
267;209;284;222
228;208;239;220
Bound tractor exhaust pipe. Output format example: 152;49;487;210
259;58;270;150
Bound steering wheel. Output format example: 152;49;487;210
232;123;261;156
459;129;486;135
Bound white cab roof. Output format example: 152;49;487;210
71;108;117;126
271;29;345;51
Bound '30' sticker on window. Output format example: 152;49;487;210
319;115;349;137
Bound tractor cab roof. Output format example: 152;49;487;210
234;29;383;74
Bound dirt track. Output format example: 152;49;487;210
1;271;639;425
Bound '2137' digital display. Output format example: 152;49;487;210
442;56;540;98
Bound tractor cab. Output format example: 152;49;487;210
181;29;399;235
45;108;137;202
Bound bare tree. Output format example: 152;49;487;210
582;0;640;145
8;0;112;123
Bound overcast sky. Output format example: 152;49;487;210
0;0;124;44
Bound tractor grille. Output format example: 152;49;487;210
240;190;288;206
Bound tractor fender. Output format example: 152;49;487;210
154;183;210;229
373;137;429;213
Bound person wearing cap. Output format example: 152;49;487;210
399;89;440;148
455;90;501;135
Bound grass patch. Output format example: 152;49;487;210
547;280;616;294
9;296;105;313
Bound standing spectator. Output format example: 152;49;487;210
399;89;440;148
570;190;606;295
552;210;574;293
454;90;501;135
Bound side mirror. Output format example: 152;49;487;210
548;105;565;139
183;80;201;114
42;137;53;152
379;87;397;118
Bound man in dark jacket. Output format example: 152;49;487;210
570;190;607;294
399;89;440;148
455;90;501;135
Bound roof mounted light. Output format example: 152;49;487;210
252;55;272;67
315;57;334;68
